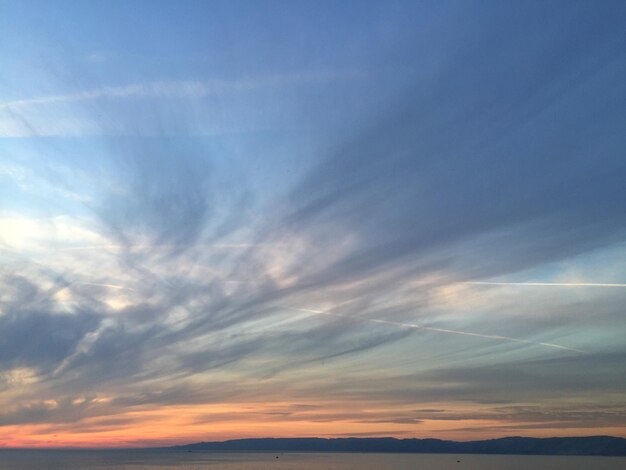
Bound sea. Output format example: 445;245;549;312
0;450;624;470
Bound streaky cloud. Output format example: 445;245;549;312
292;308;586;354
465;281;626;288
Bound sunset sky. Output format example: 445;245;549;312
1;0;625;448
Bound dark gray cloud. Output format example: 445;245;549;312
0;274;101;375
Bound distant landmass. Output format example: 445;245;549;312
172;436;626;456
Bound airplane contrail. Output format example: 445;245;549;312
292;307;585;354
464;281;626;288
74;282;134;291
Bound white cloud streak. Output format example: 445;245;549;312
73;282;134;291
465;282;626;288
292;308;586;354
0;71;364;110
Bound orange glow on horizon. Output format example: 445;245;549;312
2;402;625;448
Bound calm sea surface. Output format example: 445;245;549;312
0;450;624;469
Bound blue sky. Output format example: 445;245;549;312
1;0;625;447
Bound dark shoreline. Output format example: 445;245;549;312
170;436;626;457
2;436;625;456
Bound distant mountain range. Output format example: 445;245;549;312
172;436;626;456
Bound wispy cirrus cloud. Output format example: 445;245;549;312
0;71;364;110
465;281;626;288
291;307;586;353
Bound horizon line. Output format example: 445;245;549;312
2;434;624;451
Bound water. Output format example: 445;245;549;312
0;450;624;469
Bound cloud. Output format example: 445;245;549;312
0;275;101;375
0;72;364;110
292;307;585;353
1;0;625;444
465;281;626;288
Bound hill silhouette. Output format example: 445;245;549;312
172;436;626;456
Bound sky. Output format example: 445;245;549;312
1;0;625;448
